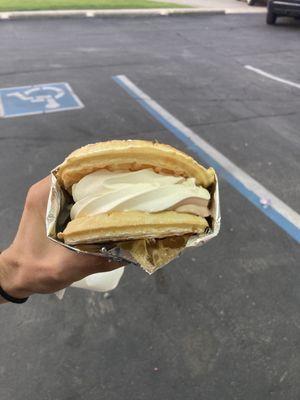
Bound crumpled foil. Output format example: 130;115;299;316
46;167;221;276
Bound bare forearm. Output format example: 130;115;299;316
0;249;34;304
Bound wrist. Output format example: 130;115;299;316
0;249;33;299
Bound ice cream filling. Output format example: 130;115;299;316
71;169;211;220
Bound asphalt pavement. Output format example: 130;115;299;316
0;14;300;400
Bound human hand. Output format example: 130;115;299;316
0;176;124;301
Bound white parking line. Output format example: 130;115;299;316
113;74;300;243
245;65;300;90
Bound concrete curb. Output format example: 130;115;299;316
225;8;266;14
0;8;225;20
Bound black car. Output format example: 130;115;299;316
247;0;267;5
267;0;300;24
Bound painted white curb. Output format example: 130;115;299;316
0;8;225;20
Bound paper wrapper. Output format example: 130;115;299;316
46;168;221;276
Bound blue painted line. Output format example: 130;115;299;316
113;75;300;243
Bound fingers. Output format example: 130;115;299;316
72;253;126;276
24;176;51;216
33;177;127;275
36;176;52;213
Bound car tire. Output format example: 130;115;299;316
266;10;277;24
247;0;256;5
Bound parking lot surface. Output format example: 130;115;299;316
0;14;300;400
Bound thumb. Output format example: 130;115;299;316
73;253;127;276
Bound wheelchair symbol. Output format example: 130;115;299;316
7;86;65;110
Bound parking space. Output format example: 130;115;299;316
0;14;300;400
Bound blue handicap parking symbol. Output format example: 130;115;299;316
0;82;84;118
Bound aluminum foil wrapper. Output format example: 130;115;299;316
46;168;221;275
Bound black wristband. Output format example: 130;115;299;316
0;285;29;304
